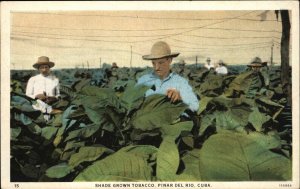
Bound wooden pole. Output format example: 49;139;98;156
130;45;132;68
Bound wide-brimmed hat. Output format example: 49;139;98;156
178;60;186;65
217;59;226;66
142;41;180;60
247;57;267;67
112;62;119;69
33;56;55;69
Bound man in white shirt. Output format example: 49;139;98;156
215;60;228;75
204;57;215;70
26;56;61;117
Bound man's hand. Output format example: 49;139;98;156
166;88;181;103
35;93;47;100
45;96;58;104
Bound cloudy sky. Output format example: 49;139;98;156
10;8;286;69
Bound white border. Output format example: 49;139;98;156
1;1;299;189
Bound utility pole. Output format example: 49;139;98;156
130;45;132;68
82;62;84;69
279;10;291;105
271;40;274;66
87;61;89;70
100;58;102;68
196;56;198;67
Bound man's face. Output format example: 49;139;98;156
152;58;171;79
38;64;50;76
251;66;261;72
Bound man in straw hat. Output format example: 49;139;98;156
137;41;199;112
215;59;228;75
245;56;269;98
204;57;214;70
247;56;267;72
26;56;61;119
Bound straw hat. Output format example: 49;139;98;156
33;56;55;69
112;62;119;69
142;41;179;60
247;57;267;67
178;60;186;65
217;59;226;66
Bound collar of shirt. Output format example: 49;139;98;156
38;73;55;79
149;71;175;82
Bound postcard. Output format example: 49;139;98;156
1;1;299;189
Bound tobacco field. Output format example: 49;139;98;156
10;65;292;182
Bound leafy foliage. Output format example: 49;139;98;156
198;132;291;181
74;146;155;181
10;65;292;181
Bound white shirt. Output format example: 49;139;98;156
205;63;214;70
215;66;228;75
26;74;60;99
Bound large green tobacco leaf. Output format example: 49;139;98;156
198;132;291;181
64;141;85;152
74;89;124;129
78;86;114;97
11;127;22;141
64;124;100;142
248;132;281;149
129;94;187;131
160;121;193;138
73;78;92;92
53;105;78;145
256;97;284;119
224;71;253;97
69;146;109;167
11;80;24;93
197;96;213;115
45;163;73;178
200;114;216;135
78;86;125;114
84;104;122;132
248;107;272;131
41;127;58;140
50;114;63;127
11;95;37;113
177;149;201;181
120;82;151;112
74;146;153;181
14;113;32;126
197;74;224;97
156;136;180;181
27;123;42;135
215;106;251;131
122;145;158;158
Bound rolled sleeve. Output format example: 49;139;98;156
177;78;199;112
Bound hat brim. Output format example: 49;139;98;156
247;61;267;67
247;63;264;67
33;62;55;69
142;53;180;60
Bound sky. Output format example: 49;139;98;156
10;10;286;69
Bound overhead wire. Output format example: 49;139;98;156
12;11;281;22
129;11;264;43
12;30;281;40
169;38;272;47
12;25;282;33
12;33;275;49
11;11;284;67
